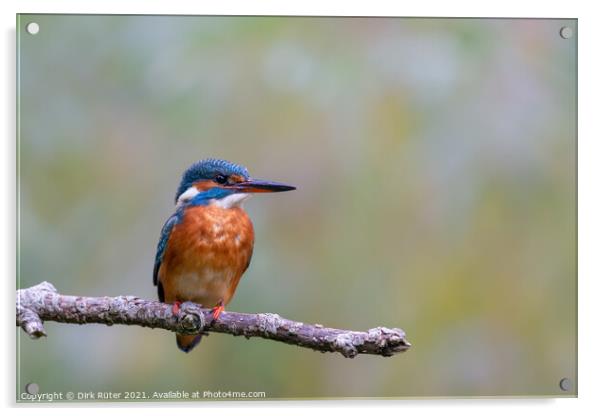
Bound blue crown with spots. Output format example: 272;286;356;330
175;158;250;203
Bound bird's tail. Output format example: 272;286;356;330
176;333;203;353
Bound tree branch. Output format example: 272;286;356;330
16;282;410;358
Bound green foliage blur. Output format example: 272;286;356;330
17;15;576;399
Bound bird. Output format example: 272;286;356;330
153;158;295;352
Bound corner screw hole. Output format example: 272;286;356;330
559;377;572;391
25;383;39;394
26;22;40;35
559;26;573;39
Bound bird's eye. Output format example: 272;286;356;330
214;174;228;184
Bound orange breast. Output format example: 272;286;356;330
159;205;254;307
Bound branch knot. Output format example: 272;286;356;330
177;302;206;334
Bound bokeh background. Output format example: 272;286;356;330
17;15;576;399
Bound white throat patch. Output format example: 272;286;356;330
176;186;200;208
211;193;252;209
176;186;251;209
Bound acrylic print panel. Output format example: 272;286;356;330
17;15;577;401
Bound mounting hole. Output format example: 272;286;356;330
25;383;39;395
559;26;573;39
559;377;573;391
26;22;40;35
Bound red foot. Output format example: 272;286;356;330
172;301;181;315
211;300;225;321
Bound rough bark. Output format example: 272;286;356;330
16;282;410;358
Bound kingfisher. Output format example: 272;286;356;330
153;158;295;352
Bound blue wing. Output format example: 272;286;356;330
153;211;181;294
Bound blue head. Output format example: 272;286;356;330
175;158;295;208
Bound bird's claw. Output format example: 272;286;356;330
171;301;182;315
211;300;225;321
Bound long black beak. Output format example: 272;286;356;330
229;179;296;193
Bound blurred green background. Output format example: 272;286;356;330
17;15;576;399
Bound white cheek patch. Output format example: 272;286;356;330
176;186;200;207
211;193;252;209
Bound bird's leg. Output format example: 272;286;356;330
211;299;225;321
172;301;182;315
